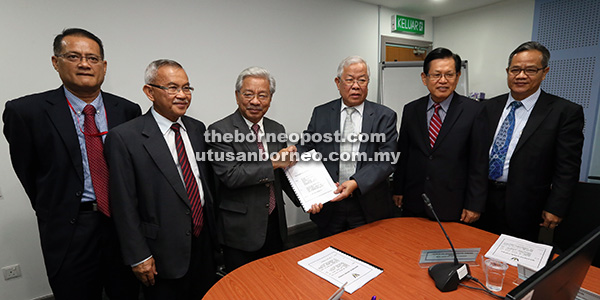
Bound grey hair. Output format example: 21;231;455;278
235;66;276;94
508;41;551;68
336;56;370;78
144;59;184;84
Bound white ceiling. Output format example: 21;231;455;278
355;0;507;17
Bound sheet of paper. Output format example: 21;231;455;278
285;150;337;211
484;234;553;270
298;246;383;294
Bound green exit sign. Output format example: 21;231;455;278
392;15;425;35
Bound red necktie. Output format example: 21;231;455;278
428;103;442;148
171;123;204;236
251;123;276;214
83;105;110;217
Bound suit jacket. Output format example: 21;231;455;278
207;110;299;252
481;90;584;235
393;93;487;221
2;86;141;277
297;98;398;228
104;112;216;279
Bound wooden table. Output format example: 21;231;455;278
204;217;600;299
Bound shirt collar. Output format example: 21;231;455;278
242;114;265;133
151;107;185;135
341;101;365;116
507;88;541;112
428;93;454;112
64;87;104;114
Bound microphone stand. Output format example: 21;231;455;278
422;193;470;292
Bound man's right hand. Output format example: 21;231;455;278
132;257;158;286
392;195;403;207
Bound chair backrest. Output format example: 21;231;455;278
553;182;600;267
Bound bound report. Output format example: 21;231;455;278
284;150;338;212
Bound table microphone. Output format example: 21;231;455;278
422;193;470;292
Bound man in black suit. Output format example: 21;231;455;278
392;48;487;222
207;66;299;272
105;59;217;299
477;41;584;241
298;56;398;237
3;28;140;299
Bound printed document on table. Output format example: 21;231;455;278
298;246;383;294
284;150;337;211
484;234;553;271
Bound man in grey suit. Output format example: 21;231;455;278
207;66;299;272
105;59;217;299
297;56;398;237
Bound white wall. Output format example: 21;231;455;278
0;0;381;299
433;0;536;98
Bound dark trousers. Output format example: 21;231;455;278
48;211;139;300
143;228;217;300
223;209;284;273
317;195;366;238
476;181;540;242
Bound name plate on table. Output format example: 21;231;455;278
419;248;480;267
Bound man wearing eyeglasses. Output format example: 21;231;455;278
476;41;584;242
297;56;398;237
392;47;487;223
104;59;218;299
207;66;299;272
3;28;141;299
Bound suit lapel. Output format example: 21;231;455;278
141;113;189;207
264;118;284;152
232;110;258;153
359;100;375;154
415;97;430;153
102;92;121;129
46;87;84;183
331;99;341;155
488;95;508;139
432;94;464;152
514;91;553;154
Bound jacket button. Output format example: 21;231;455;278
425;176;430;181
186;230;191;236
429;155;434;160
266;183;271;187
75;191;82;197
70;218;76;224
185;210;190;215
266;203;270;208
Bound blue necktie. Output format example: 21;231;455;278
489;101;523;180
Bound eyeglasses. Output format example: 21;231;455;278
508;67;546;76
56;53;103;65
148;84;194;95
427;73;456;81
240;92;271;101
341;78;369;86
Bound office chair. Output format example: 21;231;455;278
553;181;600;267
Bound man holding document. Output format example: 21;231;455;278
207;66;301;272
297;56;398;237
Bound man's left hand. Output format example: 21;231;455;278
540;211;562;229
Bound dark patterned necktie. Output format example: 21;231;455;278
171;123;204;236
83;105;110;217
251;123;276;214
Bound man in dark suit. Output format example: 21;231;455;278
392;48;487;223
297;56;398;237
207;66;299;272
3;28;140;299
477;41;584;241
105;59;217;299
